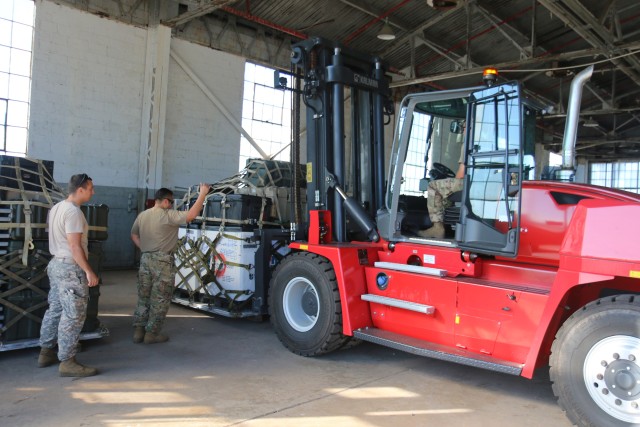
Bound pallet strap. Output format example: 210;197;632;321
174;230;254;310
14;158;34;266
0;250;51;334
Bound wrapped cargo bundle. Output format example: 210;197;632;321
178;159;306;228
0;156;108;350
172;159;301;317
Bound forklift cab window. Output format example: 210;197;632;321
381;89;476;242
398;98;468;197
398;114;465;195
391;100;466;237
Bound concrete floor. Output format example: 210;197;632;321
0;270;573;427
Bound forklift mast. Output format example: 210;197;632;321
288;37;390;242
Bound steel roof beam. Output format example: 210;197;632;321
163;0;236;27
538;0;640;88
338;0;411;30
479;2;631;122
544;107;640;119
598;0;616;24
476;5;530;59
390;40;640;87
337;0;469;71
380;3;464;58
477;2;618;117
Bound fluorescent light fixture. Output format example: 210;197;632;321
583;117;599;127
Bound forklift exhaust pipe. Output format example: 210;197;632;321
559;65;594;181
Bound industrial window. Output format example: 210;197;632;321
239;63;292;170
0;0;34;156
589;162;640;194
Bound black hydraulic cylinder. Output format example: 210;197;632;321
327;172;379;242
343;197;379;242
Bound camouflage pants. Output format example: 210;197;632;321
427;177;463;223
39;259;88;361
133;252;176;334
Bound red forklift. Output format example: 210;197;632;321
270;37;640;427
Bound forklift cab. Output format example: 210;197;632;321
378;81;535;258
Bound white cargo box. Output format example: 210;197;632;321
175;226;258;302
175;227;204;294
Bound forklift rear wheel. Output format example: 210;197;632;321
550;294;640;427
269;252;348;356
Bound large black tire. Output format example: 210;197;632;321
550;294;640;427
268;252;349;356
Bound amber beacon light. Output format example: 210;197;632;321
482;67;498;86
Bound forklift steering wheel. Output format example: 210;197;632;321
429;162;456;180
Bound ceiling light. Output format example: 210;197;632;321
427;0;458;9
583;117;599;128
377;20;395;41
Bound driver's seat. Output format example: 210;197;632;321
443;191;462;231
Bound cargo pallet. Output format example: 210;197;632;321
0;155;110;351
173;227;290;318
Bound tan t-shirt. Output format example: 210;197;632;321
131;207;188;253
48;200;89;259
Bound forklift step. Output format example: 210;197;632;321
361;294;435;314
353;327;523;376
374;261;447;277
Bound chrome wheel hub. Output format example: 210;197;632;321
282;277;319;332
584;335;640;423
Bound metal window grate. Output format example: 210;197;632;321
239;63;293;169
589;162;640;194
0;1;35;156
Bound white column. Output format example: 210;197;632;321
138;24;171;192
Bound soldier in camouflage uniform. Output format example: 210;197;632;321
419;123;466;239
426;176;464;222
130;183;210;344
39;173;100;377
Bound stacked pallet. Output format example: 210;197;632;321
0;156;109;351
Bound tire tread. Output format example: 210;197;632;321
269;252;350;357
549;293;640;427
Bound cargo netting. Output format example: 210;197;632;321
0;157;57;347
173;159;302;313
177;159;306;229
0;157;65;266
175;230;253;311
0;156;108;349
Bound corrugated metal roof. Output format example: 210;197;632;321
204;0;640;158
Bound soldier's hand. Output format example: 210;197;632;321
87;270;100;287
199;182;211;195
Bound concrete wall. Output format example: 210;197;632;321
29;1;245;268
165;39;244;186
29;1;146;185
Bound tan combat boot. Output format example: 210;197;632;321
38;347;58;368
143;333;169;344
418;222;446;239
59;357;98;377
133;326;146;343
